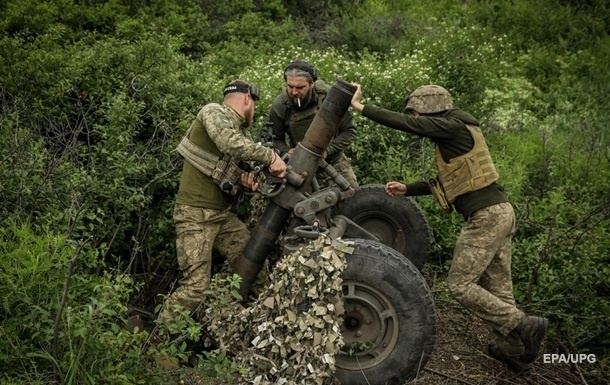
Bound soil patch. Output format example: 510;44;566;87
410;296;601;385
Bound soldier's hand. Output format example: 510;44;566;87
350;83;365;112
269;152;287;178
241;172;259;192
385;181;407;196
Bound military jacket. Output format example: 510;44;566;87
176;103;274;210
361;105;508;220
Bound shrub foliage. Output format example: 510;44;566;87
0;0;609;383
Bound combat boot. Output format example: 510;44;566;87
513;316;548;363
488;341;531;374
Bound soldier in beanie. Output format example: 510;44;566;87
158;80;287;327
350;83;548;373
267;60;359;188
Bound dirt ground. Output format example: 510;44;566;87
409;296;603;385
145;258;605;385
171;295;603;385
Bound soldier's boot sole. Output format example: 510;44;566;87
516;316;548;364
488;341;532;374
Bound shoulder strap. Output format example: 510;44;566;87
175;128;220;177
314;80;327;107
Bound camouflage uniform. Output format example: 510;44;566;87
360;95;527;357
161;102;274;321
267;79;359;188
448;202;525;355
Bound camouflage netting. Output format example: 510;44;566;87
202;236;350;385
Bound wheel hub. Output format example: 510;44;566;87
352;211;406;254
336;280;400;370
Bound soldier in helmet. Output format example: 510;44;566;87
266;60;359;188
350;84;548;373
158;80;287;329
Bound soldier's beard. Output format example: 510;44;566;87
244;104;254;128
293;90;313;110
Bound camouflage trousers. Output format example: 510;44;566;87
161;204;266;319
447;202;525;344
329;153;358;189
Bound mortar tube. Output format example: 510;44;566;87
233;78;356;299
300;78;356;155
232;201;292;300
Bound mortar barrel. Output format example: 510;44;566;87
301;78;357;156
232;201;291;300
233;78;356;299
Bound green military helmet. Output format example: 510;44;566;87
405;85;453;114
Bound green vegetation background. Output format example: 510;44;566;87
1;0;608;383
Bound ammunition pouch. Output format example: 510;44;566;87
428;178;453;213
211;156;251;197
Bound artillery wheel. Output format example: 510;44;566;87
333;184;431;269
335;239;436;385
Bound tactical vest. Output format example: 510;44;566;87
281;80;327;146
176;121;247;197
435;124;499;204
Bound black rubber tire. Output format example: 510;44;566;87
335;239;436;385
333;184;431;269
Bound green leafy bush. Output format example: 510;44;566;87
1;0;609;382
0;221;130;383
